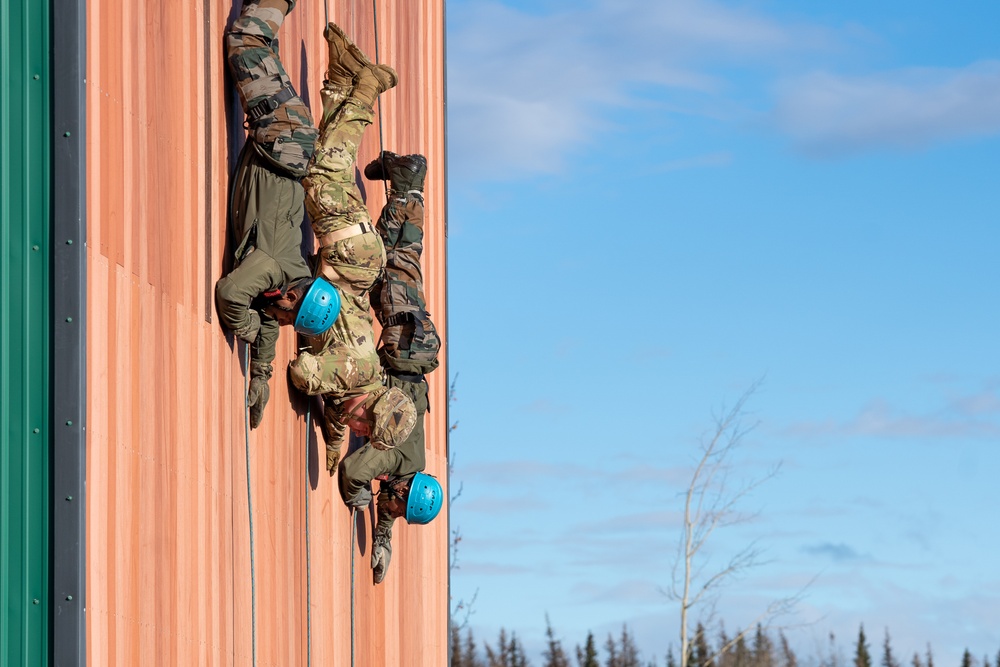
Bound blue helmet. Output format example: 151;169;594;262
294;278;340;336
405;472;443;525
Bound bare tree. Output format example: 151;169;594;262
449;374;479;635
666;382;802;667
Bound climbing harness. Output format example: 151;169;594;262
242;343;258;667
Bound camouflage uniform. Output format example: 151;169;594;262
216;0;317;375
338;374;429;537
348;155;442;582
370;184;441;377
289;97;388;400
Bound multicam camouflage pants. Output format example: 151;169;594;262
226;0;317;176
288;91;390;403
303;99;386;295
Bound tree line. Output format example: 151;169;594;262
449;619;1000;667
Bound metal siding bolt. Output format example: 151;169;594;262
33;74;40;80
66;420;73;426
33;599;40;605
66;595;73;601
32;245;39;251
66;239;74;245
33;428;40;434
66;496;73;501
66;317;73;323
64;131;71;137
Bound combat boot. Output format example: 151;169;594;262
350;63;398;109
364;151;427;193
323;22;360;87
324;22;380;86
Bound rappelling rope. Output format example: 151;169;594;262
350;507;358;667
371;0;390;202
242;343;258;667
305;400;313;667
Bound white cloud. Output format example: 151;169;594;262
449;3;1000;181
780;385;1000;440
771;61;1000;155
447;0;827;181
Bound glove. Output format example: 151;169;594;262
372;533;392;584
234;310;261;344
321;399;347;475
247;362;272;429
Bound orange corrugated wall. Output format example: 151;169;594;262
84;1;448;665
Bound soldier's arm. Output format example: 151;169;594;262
375;501;397;539
251;310;279;367
215;251;284;343
338;444;404;507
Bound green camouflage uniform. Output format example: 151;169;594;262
371;190;441;376
216;0;316;373
225;1;317;177
345;169;442;566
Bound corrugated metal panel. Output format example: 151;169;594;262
85;1;447;665
1;1;51;665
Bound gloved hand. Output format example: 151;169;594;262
234;310;261;344
247;362;272;429
321;399;347;475
371;533;392;584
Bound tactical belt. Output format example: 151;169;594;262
387;370;425;384
317;221;375;247
247;84;296;123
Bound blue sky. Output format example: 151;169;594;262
443;1;1000;664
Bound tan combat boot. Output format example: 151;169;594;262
323;22;380;85
351;63;398;109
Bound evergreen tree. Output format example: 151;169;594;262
911;652;923;667
452;625;464;667
543;616;570;667
960;650;972;667
881;629;899;667
667;646;678;667
691;623;713;667
486;628;530;667
509;633;530;667
465;629;484;667
733;633;752;667
925;644;934;667
717;626;733;667
994;648;1000;667
620;626;642;667
752;625;775;667
778;631;798;667
606;633;622;667
576;632;600;667
854;625;872;667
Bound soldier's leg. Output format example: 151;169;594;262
226;0;316;175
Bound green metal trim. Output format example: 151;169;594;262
1;1;52;666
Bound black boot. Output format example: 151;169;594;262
363;151;427;192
